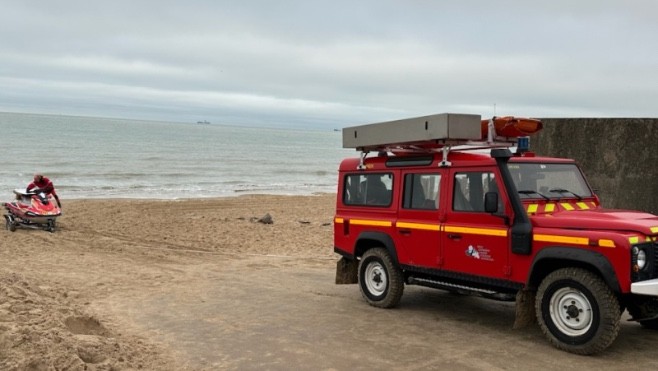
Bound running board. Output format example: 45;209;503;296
408;276;516;301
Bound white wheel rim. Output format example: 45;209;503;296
549;286;593;336
364;261;387;297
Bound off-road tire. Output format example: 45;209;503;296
358;248;404;308
535;267;620;355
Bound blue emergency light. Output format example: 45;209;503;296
517;136;530;153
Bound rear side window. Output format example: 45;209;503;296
343;173;393;207
403;173;441;210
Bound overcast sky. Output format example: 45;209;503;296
1;0;656;129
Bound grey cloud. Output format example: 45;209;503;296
1;0;657;129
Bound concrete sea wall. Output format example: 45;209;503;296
531;118;658;214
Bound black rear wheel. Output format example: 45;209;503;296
536;268;620;355
358;248;404;308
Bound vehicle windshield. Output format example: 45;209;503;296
507;163;592;200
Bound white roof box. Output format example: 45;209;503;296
343;113;482;150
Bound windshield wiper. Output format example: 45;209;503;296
549;188;583;201
518;190;550;200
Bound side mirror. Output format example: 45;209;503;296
484;192;499;213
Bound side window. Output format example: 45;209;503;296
403;173;441;210
343;173;393;207
453;172;502;212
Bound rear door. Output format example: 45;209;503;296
396;171;443;268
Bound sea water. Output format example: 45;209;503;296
0;112;354;199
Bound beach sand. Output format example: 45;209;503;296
0;194;336;370
2;194;658;370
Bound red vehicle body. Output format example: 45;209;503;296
334;114;658;354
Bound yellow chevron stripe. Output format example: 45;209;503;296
561;203;575;211
545;203;556;213
598;239;615;248
396;222;440;231
350;219;392;227
629;236;640;244
444;225;508;237
527;204;539;213
651;226;658;234
534;234;589;246
334;217;344;224
576;202;590;210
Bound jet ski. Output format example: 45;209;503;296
4;189;61;232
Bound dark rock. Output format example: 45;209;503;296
257;213;273;224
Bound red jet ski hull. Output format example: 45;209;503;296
3;191;61;232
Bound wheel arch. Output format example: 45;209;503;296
354;231;399;265
527;247;621;294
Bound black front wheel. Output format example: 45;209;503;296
536;268;620;355
358;248;404;308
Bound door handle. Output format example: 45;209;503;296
447;233;461;240
399;229;411;235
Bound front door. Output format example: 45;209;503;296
441;169;510;279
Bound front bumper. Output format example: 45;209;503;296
631;278;658;296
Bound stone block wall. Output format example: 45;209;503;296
531;118;658;214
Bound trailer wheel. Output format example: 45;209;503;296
5;217;16;232
536;268;620;355
358;247;404;308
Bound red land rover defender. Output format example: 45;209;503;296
334;113;658;355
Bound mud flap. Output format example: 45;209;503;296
627;296;658;321
513;289;537;329
335;257;358;284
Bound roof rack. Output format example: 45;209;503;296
343;113;522;168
